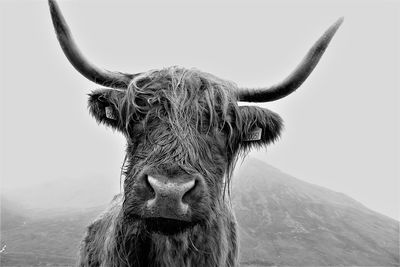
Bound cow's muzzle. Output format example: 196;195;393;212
143;173;202;222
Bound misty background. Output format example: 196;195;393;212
1;0;399;222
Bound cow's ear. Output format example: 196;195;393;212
237;106;283;150
88;89;125;131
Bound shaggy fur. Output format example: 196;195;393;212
80;67;283;266
79;195;237;267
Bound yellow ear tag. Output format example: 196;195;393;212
105;106;117;120
244;127;262;141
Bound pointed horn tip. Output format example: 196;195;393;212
319;17;344;44
48;0;70;38
48;0;56;10
331;17;345;32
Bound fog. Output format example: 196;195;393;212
1;0;398;220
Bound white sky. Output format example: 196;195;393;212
1;0;399;220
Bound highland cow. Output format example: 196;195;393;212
48;1;342;266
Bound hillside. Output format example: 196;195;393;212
2;175;119;212
234;158;399;266
0;205;104;266
1;159;399;266
1;197;28;231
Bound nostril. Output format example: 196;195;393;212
144;175;155;195
144;175;155;192
182;179;196;197
147;176;159;193
182;179;198;203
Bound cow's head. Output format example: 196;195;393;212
49;0;342;235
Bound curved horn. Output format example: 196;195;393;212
48;0;136;88
237;17;343;102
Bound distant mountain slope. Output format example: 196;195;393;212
233;158;399;266
2;175;119;211
1;197;28;231
1;159;399;266
1;205;104;266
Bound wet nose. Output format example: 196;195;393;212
148;176;196;200
146;175;197;219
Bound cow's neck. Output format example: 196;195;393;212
112;215;229;266
148;225;223;266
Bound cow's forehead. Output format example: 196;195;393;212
131;67;237;95
120;66;238;130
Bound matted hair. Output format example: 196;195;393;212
109;67;246;195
